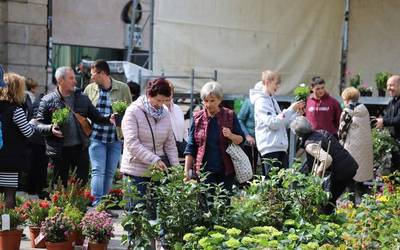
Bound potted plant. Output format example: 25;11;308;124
22;199;50;248
80;211;114;250
112;101;129;127
51;107;70;133
293;83;310;102
358;83;373;97
40;212;74;250
63;204;84;247
375;72;391;97
0;208;25;250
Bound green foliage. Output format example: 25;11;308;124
51;107;70;126
40;212;74;243
349;74;361;88
372;128;399;176
63;204;83;227
293;83;310;101
375;72;391;90
0;209;25;230
112;101;129;114
21;199;50;227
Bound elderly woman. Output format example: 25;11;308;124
184;81;245;191
290;116;358;214
338;87;373;202
250;70;304;176
0;72;36;208
121;78;179;197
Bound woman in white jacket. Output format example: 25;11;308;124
250;70;304;176
338;87;373;203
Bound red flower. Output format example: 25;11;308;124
39;200;50;209
22;201;32;210
83;190;95;202
110;189;123;195
51;193;59;203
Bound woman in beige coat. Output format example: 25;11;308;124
338;87;373;202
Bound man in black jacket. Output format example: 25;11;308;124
35;66;114;187
376;75;400;172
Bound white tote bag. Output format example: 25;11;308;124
226;144;253;183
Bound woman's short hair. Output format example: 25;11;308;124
290;116;313;137
0;72;26;104
146;78;171;97
261;70;279;84
25;77;39;91
341;87;360;102
200;81;223;100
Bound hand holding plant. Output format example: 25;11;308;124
51;107;70;126
293;83;310;102
112;101;129;114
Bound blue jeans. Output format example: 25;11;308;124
89;139;122;205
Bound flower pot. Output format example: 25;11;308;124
360;91;372;97
88;242;108;250
378;89;386;97
75;231;84;246
45;241;73;250
115;112;125;127
0;229;22;250
68;230;77;247
29;226;46;248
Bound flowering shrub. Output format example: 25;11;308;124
80;211;114;244
40;212;74;243
51;176;94;212
21;199;50;227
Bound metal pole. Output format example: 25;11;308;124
138;69;143;94
339;0;350;94
214;69;218;81
149;0;155;70
126;0;139;62
189;68;195;121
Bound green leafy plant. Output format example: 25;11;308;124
21;199;50;227
51;107;70;126
112;101;129;114
293;83;310;101
375;72;391;90
349;73;361;88
64;204;83;229
0;208;25;230
372;128;399;176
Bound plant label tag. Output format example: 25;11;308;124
1;214;10;231
34;232;45;245
82;238;89;250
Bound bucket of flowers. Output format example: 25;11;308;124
40;212;74;250
21;199;50;248
80;210;114;250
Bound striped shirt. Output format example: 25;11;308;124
0;107;34;188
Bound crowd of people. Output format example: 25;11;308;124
0;62;399;214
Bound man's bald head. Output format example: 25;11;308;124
387;75;400;97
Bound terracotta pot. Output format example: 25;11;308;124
75;231;84;246
45;241;73;250
88;242;108;250
68;230;77;244
0;229;22;250
29;226;46;248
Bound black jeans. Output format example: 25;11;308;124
52;145;89;187
26;143;48;194
261;151;288;177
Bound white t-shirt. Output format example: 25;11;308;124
165;102;188;142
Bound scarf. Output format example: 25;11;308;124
141;95;167;120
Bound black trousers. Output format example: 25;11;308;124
26;143;48;194
261;151;288;177
52;145;89;187
242;144;259;173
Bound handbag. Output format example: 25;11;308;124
143;111;170;167
73;111;92;137
226;143;253;183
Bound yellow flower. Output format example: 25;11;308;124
376;194;388;203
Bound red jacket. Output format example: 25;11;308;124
305;93;342;136
193;107;235;176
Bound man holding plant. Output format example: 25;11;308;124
35;66;114;187
84;60;132;206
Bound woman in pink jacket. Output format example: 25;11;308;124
120;78;179;198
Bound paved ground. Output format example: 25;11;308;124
20;209;127;250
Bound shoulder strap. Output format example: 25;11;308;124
142;110;156;154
